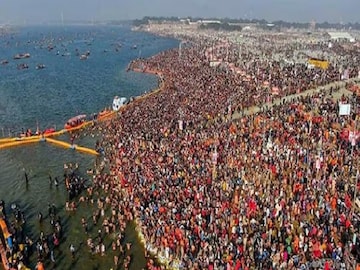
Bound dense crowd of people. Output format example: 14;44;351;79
3;25;360;270
0;33;360;270
6;35;355;269
0;163;95;270
84;34;360;270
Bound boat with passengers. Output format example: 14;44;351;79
0;96;128;148
64;114;87;130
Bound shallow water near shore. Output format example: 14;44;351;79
0;24;178;269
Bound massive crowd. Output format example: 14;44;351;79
89;34;360;270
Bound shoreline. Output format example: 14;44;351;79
124;64;180;269
126;66;166;107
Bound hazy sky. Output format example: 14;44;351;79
0;0;359;24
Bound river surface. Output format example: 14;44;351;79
0;24;178;270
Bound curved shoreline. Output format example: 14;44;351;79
130;67;165;97
124;65;181;269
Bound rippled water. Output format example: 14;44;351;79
0;25;178;269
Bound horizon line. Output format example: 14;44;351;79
1;16;360;27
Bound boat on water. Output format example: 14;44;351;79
36;64;46;70
131;44;137;50
1;97;126;146
79;54;88;60
17;63;29;70
64;114;87;130
13;53;30;60
43;128;56;135
79;50;90;60
112;96;127;111
47;44;55;51
1;60;9;65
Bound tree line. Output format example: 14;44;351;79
132;16;360;30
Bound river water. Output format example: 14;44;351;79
0;24;178;270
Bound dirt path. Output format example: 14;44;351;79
232;78;359;118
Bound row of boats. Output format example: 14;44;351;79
2;41;138;67
63;96;127;129
16;63;45;70
16;96;127;139
0;53;32;66
1;48;90;69
1;53;46;70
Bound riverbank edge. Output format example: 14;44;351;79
126;65;182;269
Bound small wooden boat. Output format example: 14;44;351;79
64;114;87;130
17;63;29;70
13;53;30;59
43;128;56;135
36;64;46;69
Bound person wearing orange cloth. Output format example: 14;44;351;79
35;260;45;270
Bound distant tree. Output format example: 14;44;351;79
199;22;242;32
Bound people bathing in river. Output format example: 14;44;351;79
19;128;34;137
48;203;56;218
65;201;77;211
37;212;43;223
63;163;88;201
24;171;29;184
0;200;5;218
81;217;89;234
69;243;76;259
1;203;35;269
54;176;59;187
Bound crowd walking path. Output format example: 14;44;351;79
237;78;359;118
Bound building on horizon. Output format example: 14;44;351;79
327;31;355;42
